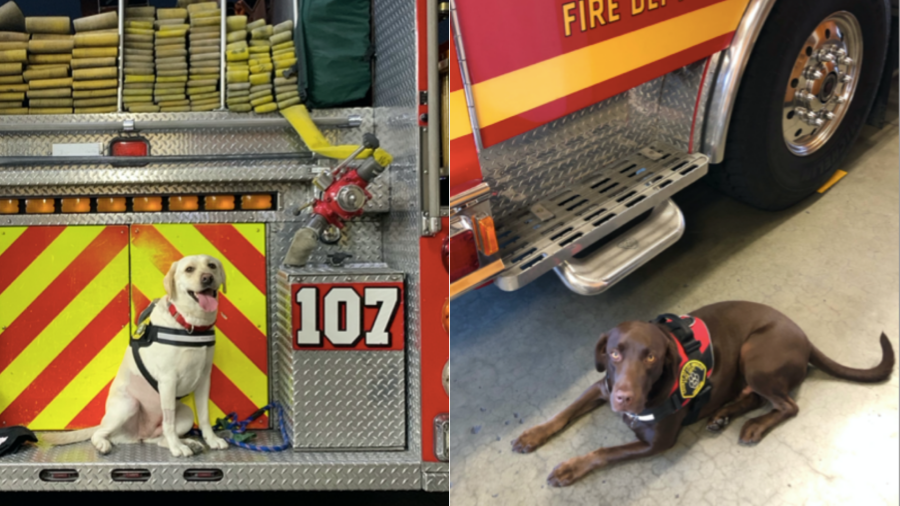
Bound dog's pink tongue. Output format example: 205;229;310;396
196;292;218;312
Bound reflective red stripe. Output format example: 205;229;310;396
687;57;713;153
210;366;267;427
66;380;112;429
193;224;267;295
216;295;268;374
478;34;734;148
0;226;65;295
0;227;128;375
0;289;129;426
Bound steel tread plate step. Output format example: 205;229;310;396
493;143;708;291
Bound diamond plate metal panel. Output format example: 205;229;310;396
374;0;423;463
423;471;449;492
275;267;407;450
0;430;420;490
657;60;707;152
479;78;664;221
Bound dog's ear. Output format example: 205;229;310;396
163;261;178;300
594;332;610;372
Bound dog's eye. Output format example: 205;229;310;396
646;354;656;363
208;263;217;270
610;350;621;360
185;266;195;273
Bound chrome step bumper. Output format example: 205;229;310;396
554;199;684;295
493;143;707;292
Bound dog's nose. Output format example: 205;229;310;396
201;273;214;286
614;390;632;405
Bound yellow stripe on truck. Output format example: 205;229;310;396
0;244;127;418
469;0;748;130
29;325;129;429
449;89;473;141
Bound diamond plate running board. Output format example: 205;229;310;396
493;143;707;292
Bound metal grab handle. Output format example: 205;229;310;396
0;115;363;134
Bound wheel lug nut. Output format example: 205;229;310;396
813;117;825;127
822;111;835;121
836;95;848;104
840;74;852;83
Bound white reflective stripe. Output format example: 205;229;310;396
157;331;216;344
635;414;655;422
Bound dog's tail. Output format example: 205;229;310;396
40;427;98;446
809;333;894;383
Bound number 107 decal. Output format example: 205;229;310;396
291;282;405;350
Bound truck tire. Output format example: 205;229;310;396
710;0;890;211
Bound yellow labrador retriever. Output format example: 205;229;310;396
43;255;230;457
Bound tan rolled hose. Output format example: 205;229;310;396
73;88;117;98
187;85;216;95
274;84;295;95
226;97;250;105
226;16;247;31
190;31;221;41
28;77;72;89
155;81;186;89
0;62;20;75
191;52;219;62
190;91;219;101
187;78;217;87
123;82;154;89
124;42;153;50
0;41;26;50
161;106;191;112
23;66;68;81
250;25;272;40
191;103;218;112
29;107;73;114
0;31;28;42
276;91;299;103
73;47;117;58
73;96;116;107
158;75;187;83
0;74;21;83
278;97;300;110
125;27;154;36
123;95;152;103
73;56;117;69
126;21;153;30
157;47;187;58
273;20;293;34
28;53;70;64
0;101;22;108
272;40;293;52
158;9;188;20
190;17;220;28
191;10;221;19
27;87;70;98
73;11;118;32
30;98;74;108
157;62;188;71
248;89;271;101
0;49;26;62
155;93;186;102
27;38;74;54
75;32;119;48
274;76;297;86
75;106;116;113
127;104;161;112
0;107;28;114
0;83;26;92
25;16;71;34
0;91;23;100
123;88;153;96
254;102;277;114
246;19;265;31
124;67;154;75
0;2;24;33
158;99;189;107
125;33;153;43
248;39;271;47
187;2;218;13
72;78;117;90
226;30;246;43
228;103;251;112
73;67;117;80
269;30;292;46
192;25;221;34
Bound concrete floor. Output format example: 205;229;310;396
449;81;900;506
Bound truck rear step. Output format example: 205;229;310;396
493;143;707;292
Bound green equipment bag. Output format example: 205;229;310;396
296;0;373;108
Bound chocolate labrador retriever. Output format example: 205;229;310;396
512;301;894;487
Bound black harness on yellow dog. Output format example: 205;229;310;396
130;299;216;394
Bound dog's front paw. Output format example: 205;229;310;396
169;441;195;457
205;435;229;450
706;415;730;432
547;457;590;487
91;435;112;455
512;426;549;454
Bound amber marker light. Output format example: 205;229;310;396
133;196;163;212
0;198;18;214
205;195;235;211
97;197;126;213
25;198;54;214
241;194;272;210
61;198;90;213
169;195;199;211
476;215;499;256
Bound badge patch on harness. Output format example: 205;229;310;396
679;359;707;399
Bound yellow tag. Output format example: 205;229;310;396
679;360;707;399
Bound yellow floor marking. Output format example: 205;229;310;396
817;169;848;193
0;248;128;414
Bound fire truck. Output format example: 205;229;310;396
449;0;897;299
0;0;448;492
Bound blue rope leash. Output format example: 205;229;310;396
189;402;291;452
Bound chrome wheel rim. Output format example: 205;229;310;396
782;11;862;157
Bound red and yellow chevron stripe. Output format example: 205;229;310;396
130;224;268;428
0;226;130;430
